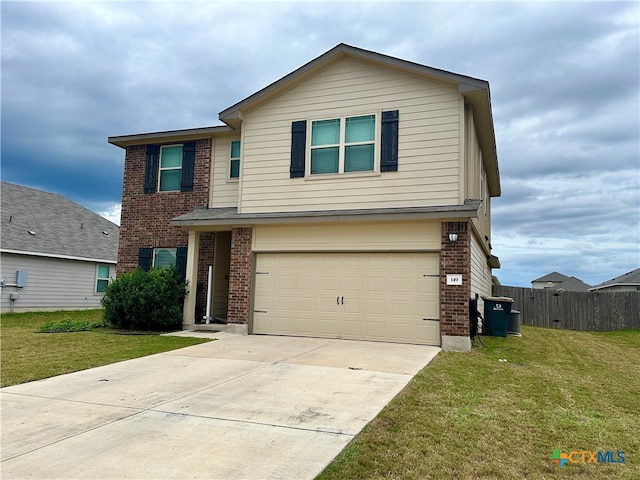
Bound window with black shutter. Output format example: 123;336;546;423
290;110;399;177
180;141;195;192
144;145;159;194
138;247;153;272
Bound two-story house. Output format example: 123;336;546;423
109;44;501;352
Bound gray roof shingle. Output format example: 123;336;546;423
531;271;592;291
1;182;119;262
590;268;640;290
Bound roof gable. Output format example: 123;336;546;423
219;43;500;196
1;182;119;262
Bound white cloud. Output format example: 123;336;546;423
98;203;121;226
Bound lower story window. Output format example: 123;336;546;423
153;248;177;268
96;265;111;293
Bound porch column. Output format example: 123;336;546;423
440;221;472;352
182;230;200;328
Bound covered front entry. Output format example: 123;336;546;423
253;252;440;345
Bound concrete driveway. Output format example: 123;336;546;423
1;333;440;479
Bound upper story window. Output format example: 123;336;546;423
310;114;376;175
159;145;183;191
289;110;398;179
144;142;195;194
230;140;241;179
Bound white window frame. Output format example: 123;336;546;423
229;140;241;181
95;264;112;294
306;113;380;176
153;247;177;269
158;144;183;192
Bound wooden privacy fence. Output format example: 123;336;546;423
492;286;640;331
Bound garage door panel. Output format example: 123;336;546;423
366;298;385;314
275;296;293;312
253;253;440;345
367;277;386;293
417;321;440;343
318;318;338;336
364;322;386;340
298;296;316;312
391;299;414;316
389;323;415;342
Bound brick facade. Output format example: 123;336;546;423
227;227;252;325
440;221;471;337
117;138;212;275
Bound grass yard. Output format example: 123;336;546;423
318;326;640;480
0;310;210;387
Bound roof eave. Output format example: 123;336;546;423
461;88;501;197
108;126;232;149
170;201;482;229
1;248;117;264
589;283;640;291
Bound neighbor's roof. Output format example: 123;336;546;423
589;268;640;291
1;182;119;263
531;271;592;291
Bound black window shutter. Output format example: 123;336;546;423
380;110;399;172
180;141;196;192
144;145;160;194
290;120;307;178
138;247;153;272
176;246;188;280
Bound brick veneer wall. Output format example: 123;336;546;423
116;138;212;274
440;221;471;337
227;227;252;325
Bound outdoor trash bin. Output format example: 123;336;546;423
508;310;521;336
482;296;514;337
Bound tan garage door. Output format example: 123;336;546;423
253;253;440;345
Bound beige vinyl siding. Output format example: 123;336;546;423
465;107;491;243
238;57;462;213
0;253;113;313
465;108;483;201
210;134;240;208
253;221;441;252
470;232;492;312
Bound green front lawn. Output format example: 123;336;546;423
318;326;640;479
0;310;210;387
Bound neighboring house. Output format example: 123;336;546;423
108;44;502;352
0;182;119;313
589;268;640;292
531;272;592;291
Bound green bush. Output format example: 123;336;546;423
101;267;188;331
38;318;100;333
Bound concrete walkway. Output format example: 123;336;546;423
1;333;440;479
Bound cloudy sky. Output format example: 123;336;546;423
2;1;638;287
